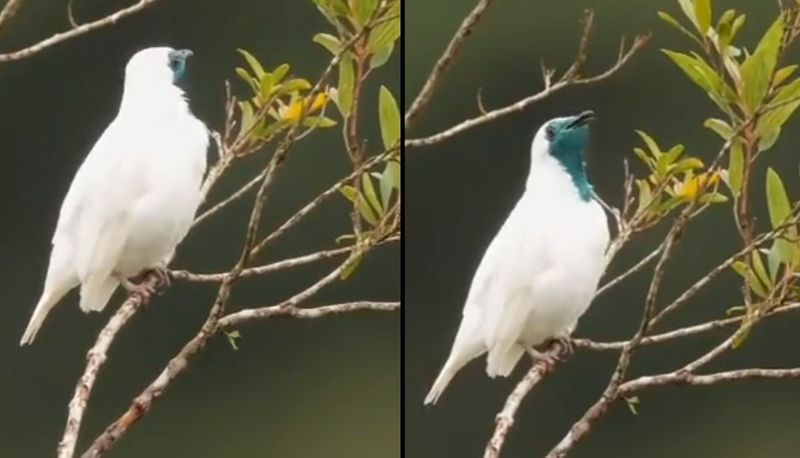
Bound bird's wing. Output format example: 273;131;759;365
56;118;145;284
462;201;553;351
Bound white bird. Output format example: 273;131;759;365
20;47;209;345
425;111;609;404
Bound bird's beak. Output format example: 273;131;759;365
176;49;194;59
566;110;596;129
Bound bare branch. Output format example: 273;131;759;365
595;246;661;297
405;0;496;129
57;274;160;458
250;151;392;256
575;302;800;351
0;0;23;33
219;300;399;326
171;246;353;282
0;0;162;63
484;343;564;458
405;29;649;149
621;367;800;392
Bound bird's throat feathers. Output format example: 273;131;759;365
529;118;593;202
549;128;592;201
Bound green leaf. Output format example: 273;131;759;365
362;173;384;214
774;65;798;86
633;147;655;168
740;15;785;113
237;49;266;80
757;78;800;139
727;142;744;196
677;0;699;31
673;157;704;172
368;15;400;49
766;168;791;229
351;0;378;28
272;64;291;84
767;242;783;282
275;78;310;96
693;0;712;34
370;41;394;69
751;250;772;289
635;130;661;156
238;101;255;138
704;118;733;140
379;161;397;210
340;251;363;280
225;330;241;351
658;11;701;44
337;55;355;117
313;33;342;55
378;86;400;149
662;50;737;112
302;116;337;128
635;180;652;214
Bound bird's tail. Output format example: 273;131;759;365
424;356;468;405
20;289;67;346
424;314;485;405
486;343;525;378
79;276;119;313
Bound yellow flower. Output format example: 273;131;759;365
677;170;720;199
279;90;329;123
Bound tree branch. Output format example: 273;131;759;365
0;0;162;63
405;0;496;129
483;343;564;458
57;273;160;458
405;12;649;149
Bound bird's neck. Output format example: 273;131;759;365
525;153;593;202
118;81;188;119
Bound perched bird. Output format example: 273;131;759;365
425;111;609;404
20;47;209;345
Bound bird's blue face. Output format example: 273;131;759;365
543;110;595;201
167;49;193;84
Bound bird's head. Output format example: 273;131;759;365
124;47;194;90
530;110;596;200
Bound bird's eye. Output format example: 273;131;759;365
168;56;180;70
545;125;555;141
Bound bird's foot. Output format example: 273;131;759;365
145;265;171;289
551;334;575;356
526;347;559;370
117;276;158;301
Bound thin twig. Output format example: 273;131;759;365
250;151;392;256
574;302;800;351
171;246;353;282
0;0;161;63
405;0;496;129
483;343;564;458
83;255;359;456
57;274;160;458
218;300;399;327
405;31;649;148
595;246;662;297
0;0;23;33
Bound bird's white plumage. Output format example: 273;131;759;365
425;116;609;404
20;47;208;345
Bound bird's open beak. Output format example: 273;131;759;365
566;110;596;128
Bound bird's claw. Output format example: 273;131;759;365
119;277;157;301
552;334;575;356
147;265;171;290
526;347;559;369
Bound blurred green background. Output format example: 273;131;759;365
0;0;399;456
406;1;800;457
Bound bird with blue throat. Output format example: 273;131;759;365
425;110;609;405
20;47;209;345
